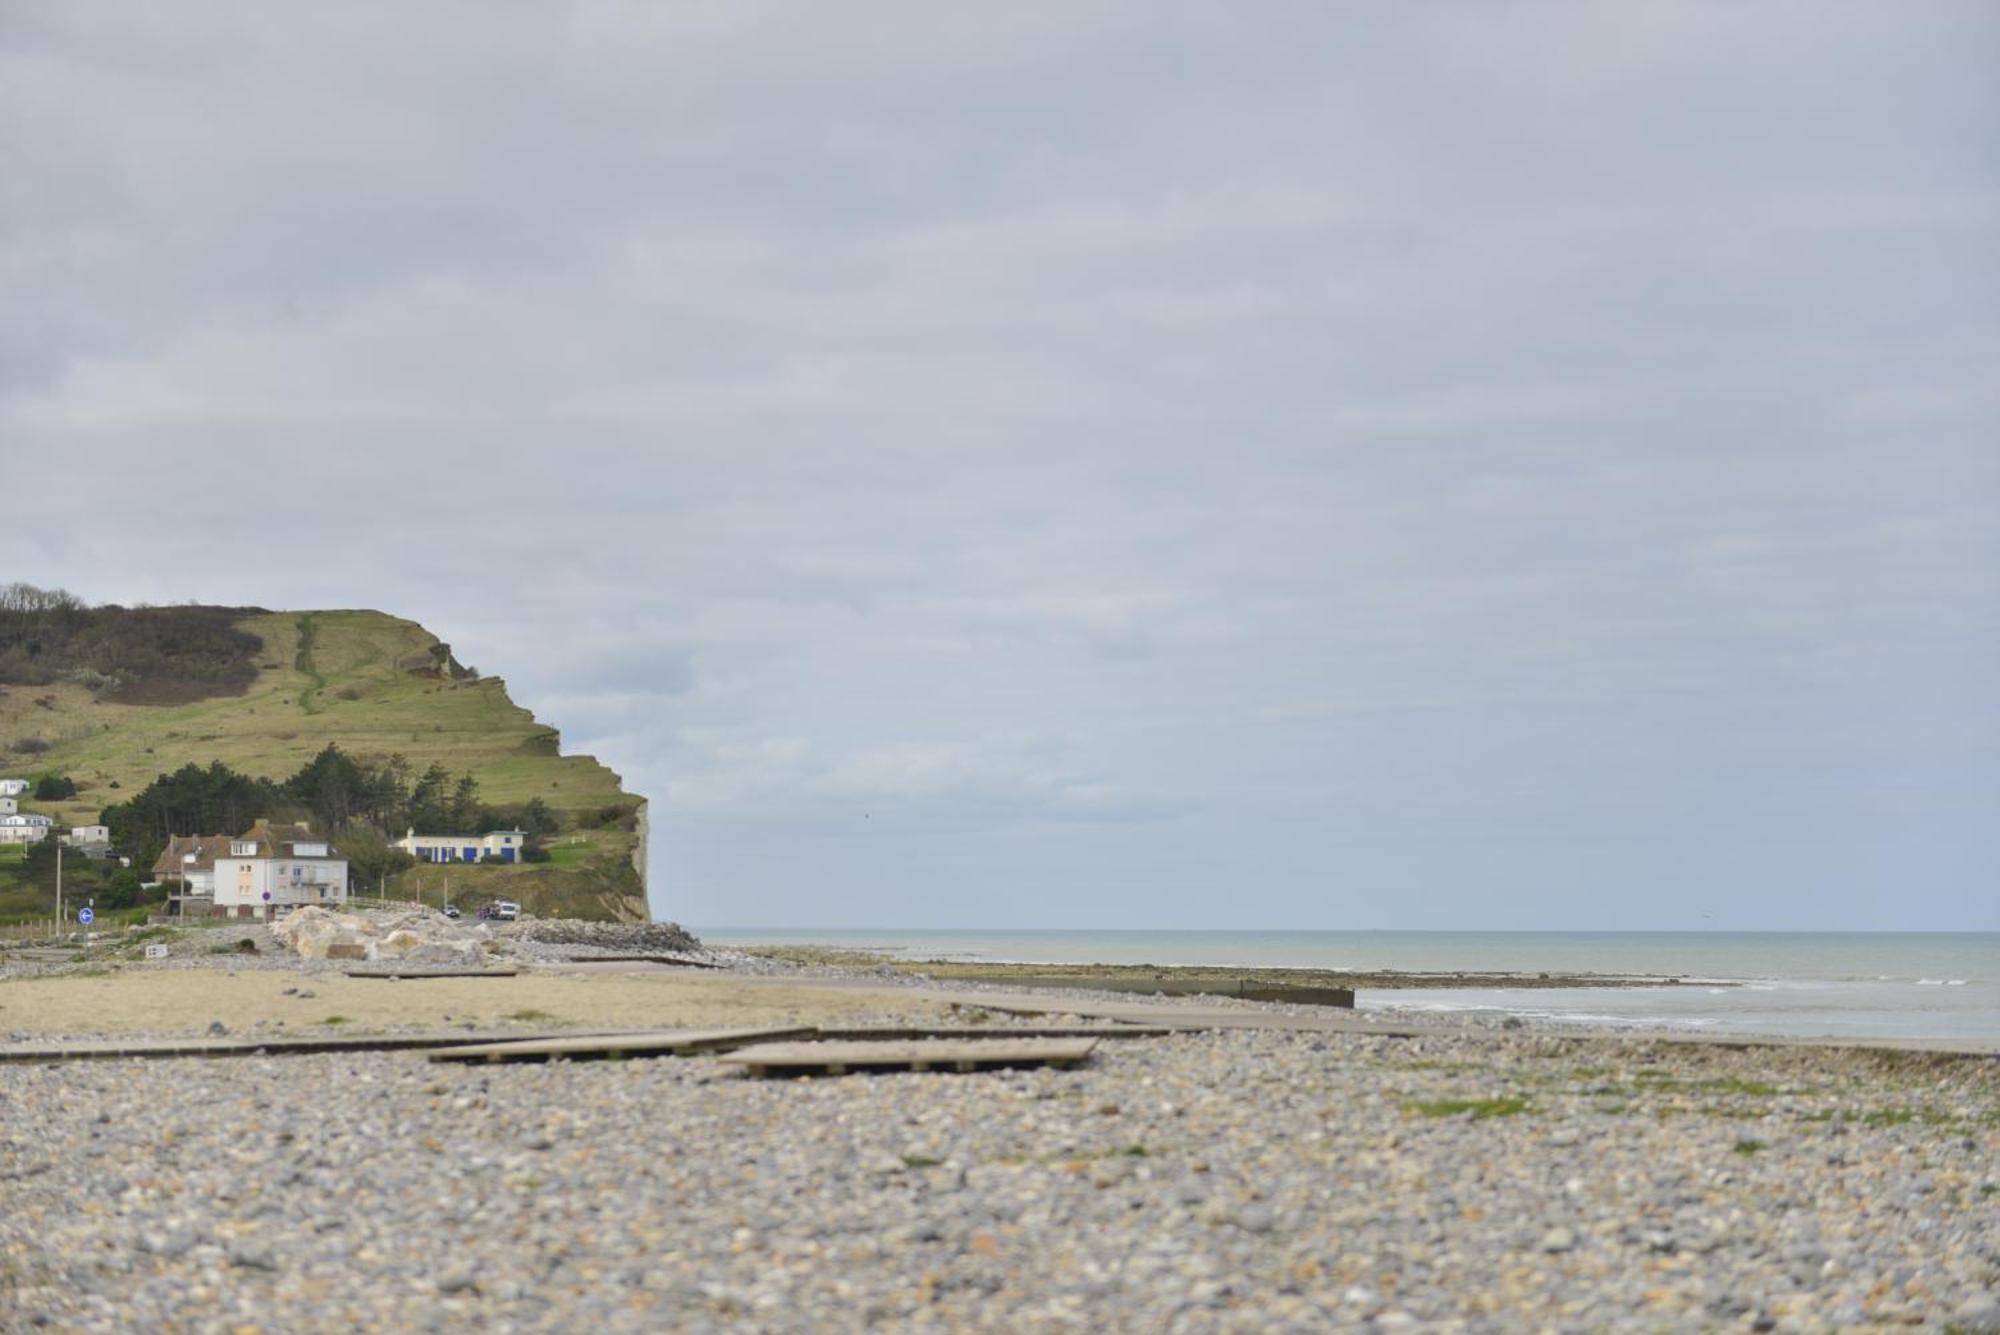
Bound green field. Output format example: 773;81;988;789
0;609;648;920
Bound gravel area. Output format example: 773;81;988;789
3;1019;1994;1332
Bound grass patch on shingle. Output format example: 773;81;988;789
1860;1107;1955;1129
1698;1077;1784;1097
1406;1096;1531;1121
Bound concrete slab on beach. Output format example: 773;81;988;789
426;1025;816;1064
812;1024;1175;1042
0;1028;610;1064
723;1037;1100;1076
554;954;723;968
926;974;1355;1007
343;965;521;979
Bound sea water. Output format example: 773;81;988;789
695;928;2000;1043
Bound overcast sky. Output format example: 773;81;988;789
3;3;1995;931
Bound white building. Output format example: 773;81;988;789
0;778;28;797
64;824;111;846
211;821;349;918
0;796;15;816
394;828;528;864
0;813;53;845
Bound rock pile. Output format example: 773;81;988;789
269;906;497;966
516;919;702;954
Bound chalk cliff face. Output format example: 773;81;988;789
0;606;649;922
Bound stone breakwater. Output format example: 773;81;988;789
2;1018;1994;1331
516;918;703;955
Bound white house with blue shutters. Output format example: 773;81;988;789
394;828;529;864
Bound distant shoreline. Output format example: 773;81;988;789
735;945;1701;992
707;933;1998;1043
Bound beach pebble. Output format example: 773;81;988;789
1956;1297;2000;1332
0;953;1993;1333
1234;1204;1277;1234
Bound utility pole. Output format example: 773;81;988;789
54;833;63;935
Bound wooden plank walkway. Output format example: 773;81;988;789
0;1028;601;1064
343;965;521;979
722;1037;1099;1077
426;1025;816;1064
812;1025;1173;1042
554;954;722;968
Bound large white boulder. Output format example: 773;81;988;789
271;904;495;962
376;929;425;958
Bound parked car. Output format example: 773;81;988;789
493;900;520;922
442;904;461;920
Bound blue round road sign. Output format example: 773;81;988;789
77;907;94;925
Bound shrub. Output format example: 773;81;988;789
100;868;146;909
0;588;265;700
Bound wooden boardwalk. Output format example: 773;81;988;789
0;1028;605;1064
343;965;521;979
812;1024;1172;1042
554;954;722;968
0;1023;1165;1067
723;1037;1100;1077
426;1025;816;1064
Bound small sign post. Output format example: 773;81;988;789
76;906;94;927
144;943;168;960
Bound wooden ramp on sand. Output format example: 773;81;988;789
343;965;521;979
0;1028;597;1064
554;954;723;968
426;1025;815;1064
812;1024;1172;1042
722;1037;1099;1077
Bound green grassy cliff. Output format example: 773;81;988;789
0;607;648;921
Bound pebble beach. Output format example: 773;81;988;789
2;929;1996;1332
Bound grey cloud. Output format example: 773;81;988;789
3;1;1994;928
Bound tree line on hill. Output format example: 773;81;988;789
98;744;564;889
0;582;264;700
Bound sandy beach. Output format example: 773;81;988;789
2;931;1996;1332
0;966;958;1040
